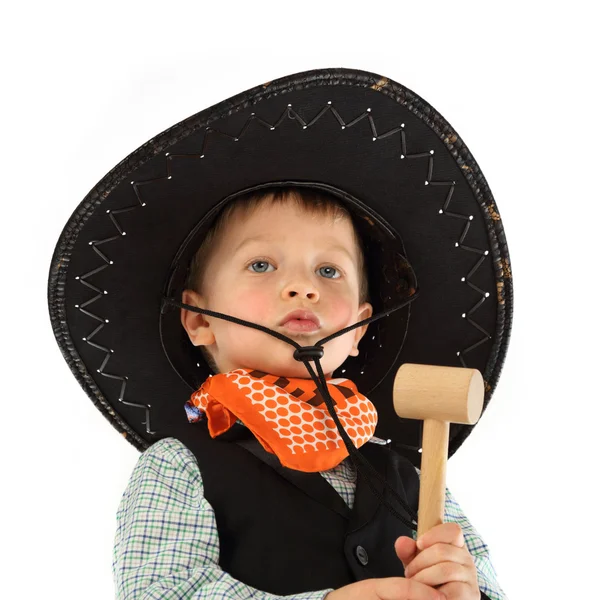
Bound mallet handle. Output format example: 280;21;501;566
418;419;449;538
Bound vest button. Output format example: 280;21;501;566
355;545;369;566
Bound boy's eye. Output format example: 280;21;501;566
247;262;340;278
318;266;340;279
248;261;275;273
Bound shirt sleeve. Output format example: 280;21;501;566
113;437;334;600
412;467;508;600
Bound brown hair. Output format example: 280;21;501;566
185;187;370;372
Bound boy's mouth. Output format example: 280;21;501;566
279;310;321;333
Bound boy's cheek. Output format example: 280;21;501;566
232;288;275;322
326;297;355;328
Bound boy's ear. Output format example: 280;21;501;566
349;301;373;357
180;289;216;346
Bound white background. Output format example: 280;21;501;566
3;2;594;598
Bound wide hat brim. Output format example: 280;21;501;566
48;67;513;468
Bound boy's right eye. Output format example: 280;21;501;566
248;261;275;273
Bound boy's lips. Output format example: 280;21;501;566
279;310;321;332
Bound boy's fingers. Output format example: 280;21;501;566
394;536;419;570
404;543;474;579
375;577;447;600
416;522;465;551
408;561;471;588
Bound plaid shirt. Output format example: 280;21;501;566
113;436;508;599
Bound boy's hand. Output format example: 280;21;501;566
395;523;480;600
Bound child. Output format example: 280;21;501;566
48;68;512;600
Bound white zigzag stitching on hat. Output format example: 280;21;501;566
74;206;155;434
74;101;492;435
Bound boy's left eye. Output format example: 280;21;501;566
318;266;340;279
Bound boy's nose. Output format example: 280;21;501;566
281;280;320;302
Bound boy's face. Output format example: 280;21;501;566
181;199;373;379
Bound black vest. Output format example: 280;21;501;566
169;420;420;596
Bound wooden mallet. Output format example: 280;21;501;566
393;363;484;538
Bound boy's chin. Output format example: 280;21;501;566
238;358;342;380
227;344;351;379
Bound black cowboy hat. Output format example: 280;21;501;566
48;67;513;471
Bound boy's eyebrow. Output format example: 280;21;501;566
233;236;355;263
232;235;272;256
326;244;357;263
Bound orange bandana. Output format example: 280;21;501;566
184;368;378;472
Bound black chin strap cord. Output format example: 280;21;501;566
164;293;420;531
